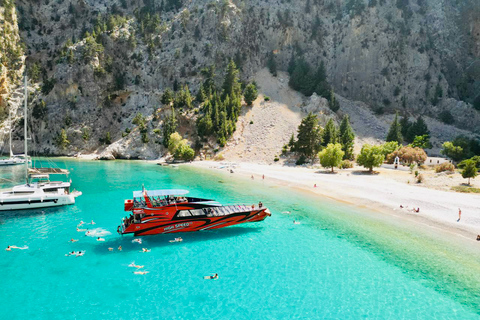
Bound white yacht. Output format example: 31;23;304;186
0;75;82;211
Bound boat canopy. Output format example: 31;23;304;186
28;168;70;175
133;189;189;198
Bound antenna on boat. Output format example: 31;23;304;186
24;73;28;184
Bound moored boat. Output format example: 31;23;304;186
118;188;270;236
0;75;82;211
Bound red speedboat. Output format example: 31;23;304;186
117;188;270;236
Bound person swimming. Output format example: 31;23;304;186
77;221;85;227
141;248;151;252
293;220;301;225
128;262;144;269
90;220;96;225
134;270;149;275
132;238;142;244
169;237;183;243
118;246;122;251
69;239;78;242
204;273;219;280
8;245;28;250
97;237;105;242
76;251;85;257
108;247;114;252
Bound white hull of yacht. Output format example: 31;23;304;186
0;193;80;211
0;158;26;166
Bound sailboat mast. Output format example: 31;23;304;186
24;74;28;183
8;109;13;157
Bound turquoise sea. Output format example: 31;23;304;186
1;160;480;319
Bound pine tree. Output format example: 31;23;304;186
196;84;206;103
267;51;277;77
222;60;241;100
244;83;258;106
161;88;173;105
339;115;355;160
295;113;322;159
399;115;411;138
386;112;403;144
322;118;338;146
162;108;177;147
406;116;429;143
329;89;339;112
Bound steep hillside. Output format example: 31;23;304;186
1;0;479;158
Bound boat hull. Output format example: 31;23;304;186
121;209;270;236
0;192;81;211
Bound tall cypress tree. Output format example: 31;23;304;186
322;118;339;146
386;111;403;144
339;115;355;160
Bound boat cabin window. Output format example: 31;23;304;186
177;210;192;217
190;209;205;216
176;209;206;217
13;191;35;195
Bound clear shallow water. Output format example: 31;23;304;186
1;160;479;319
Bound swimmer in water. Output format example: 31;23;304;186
65;251;76;256
169;237;183;243
77;221;85;227
132;238;142;244
76;251;85;257
9;245;28;250
90;220;96;225
134;270;149;275
69;239;78;242
6;246;11;251
141;248;151;252
77;227;87;232
128;262;144;269
204;273;219;280
97;237;105;242
293;220;301;225
108;247;113;251
118;246;122;251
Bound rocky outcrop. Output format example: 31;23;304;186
1;0;479;158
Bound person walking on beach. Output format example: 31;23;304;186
458;208;461;222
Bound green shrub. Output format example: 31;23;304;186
435;162;455;173
296;154;307;165
274;156;280;162
340;160;353;169
264;96;270;101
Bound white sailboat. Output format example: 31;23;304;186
0;108;27;166
0;75;82;211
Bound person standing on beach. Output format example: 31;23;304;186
458;208;461;222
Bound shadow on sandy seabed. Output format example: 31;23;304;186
91;225;264;254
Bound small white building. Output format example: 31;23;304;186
425;157;452;166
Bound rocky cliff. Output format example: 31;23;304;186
1;0;479;159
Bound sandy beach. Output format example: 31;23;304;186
189;161;480;242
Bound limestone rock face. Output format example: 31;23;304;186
1;0;479;158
